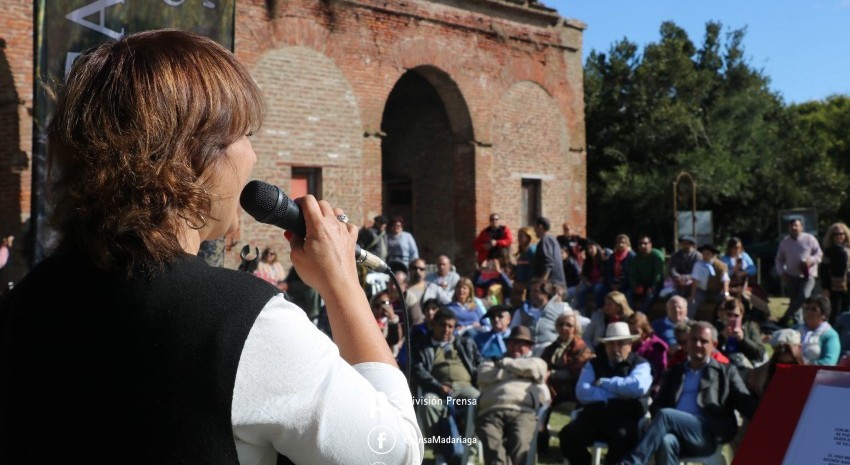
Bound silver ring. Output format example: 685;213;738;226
336;214;349;224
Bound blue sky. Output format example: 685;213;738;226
546;0;850;104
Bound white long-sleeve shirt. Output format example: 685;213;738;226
231;294;423;465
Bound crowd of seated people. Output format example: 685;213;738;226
239;214;850;465
400;219;847;464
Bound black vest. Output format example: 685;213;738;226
0;250;279;464
589;351;649;418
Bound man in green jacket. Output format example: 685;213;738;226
628;235;666;313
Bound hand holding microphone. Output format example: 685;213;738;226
240;180;390;274
241;180;398;367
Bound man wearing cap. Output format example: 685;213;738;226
688;244;730;320
669;236;699;298
357;215;388;260
473;305;513;359
618;322;755;465
474;213;514;266
533;217;567;295
476;326;550;465
559;322;652;465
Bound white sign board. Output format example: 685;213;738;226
783;371;850;465
677;211;713;247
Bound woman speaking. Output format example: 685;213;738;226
0;30;422;465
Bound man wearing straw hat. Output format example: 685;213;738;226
559;322;652;465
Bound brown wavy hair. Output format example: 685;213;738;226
48;30;263;276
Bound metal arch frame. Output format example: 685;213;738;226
673;171;697;250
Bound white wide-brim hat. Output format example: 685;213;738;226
600;321;639;342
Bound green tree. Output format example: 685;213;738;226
789;96;850;226
584;21;849;248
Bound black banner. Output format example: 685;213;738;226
31;0;237;263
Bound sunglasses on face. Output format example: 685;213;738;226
413;266;426;271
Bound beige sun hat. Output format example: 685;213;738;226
600;321;639;342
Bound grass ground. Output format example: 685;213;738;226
767;297;791;321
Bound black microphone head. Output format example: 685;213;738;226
240;180;306;236
240;180;280;220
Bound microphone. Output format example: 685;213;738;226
240;180;391;273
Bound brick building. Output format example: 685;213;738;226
0;0;586;279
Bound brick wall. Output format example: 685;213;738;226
2;0;586;279
0;0;34;284
491;80;585;252
235;45;365;268
231;0;586;273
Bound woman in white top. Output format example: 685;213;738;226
0;29;421;465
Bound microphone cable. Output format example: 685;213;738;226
383;269;414;389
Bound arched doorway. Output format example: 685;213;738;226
380;66;475;272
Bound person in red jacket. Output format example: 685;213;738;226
474;213;513;267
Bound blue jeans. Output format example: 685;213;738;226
621;408;716;465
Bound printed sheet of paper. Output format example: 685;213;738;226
783;377;850;465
